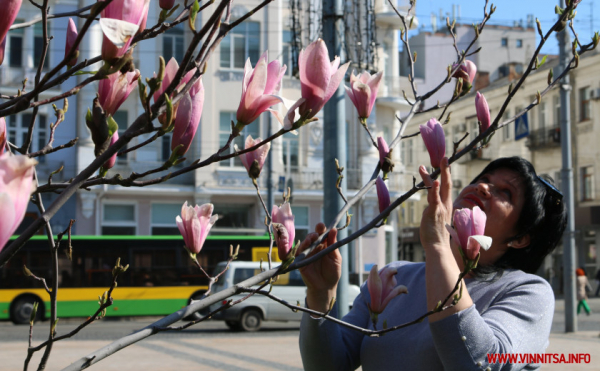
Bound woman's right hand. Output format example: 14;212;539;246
296;223;342;313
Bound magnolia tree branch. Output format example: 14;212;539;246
24;260;126;371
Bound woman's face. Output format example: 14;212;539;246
453;168;527;263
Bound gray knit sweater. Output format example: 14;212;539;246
299;261;555;371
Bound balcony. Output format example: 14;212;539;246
377;76;411;110
375;0;418;29
526;126;561;150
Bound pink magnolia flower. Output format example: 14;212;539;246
272;203;295;260
284;39;350;129
446;206;491;261
0;153;37;251
98;69;140;116
345;70;383;119
419;118;446;168
0;0;22;64
475;92;491;132
0;117;6;155
236;135;271;180
153;57;182;104
159;0;175;10
100;0;150;61
65;18;79;67
375;176;390;214
367;265;408;315
0;37;6;66
236;52;286;130
377;136;390;168
452;60;477;85
171;76;204;157
176;202;218;255
102;132;119;170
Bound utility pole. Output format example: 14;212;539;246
323;0;349;318
558;0;577;333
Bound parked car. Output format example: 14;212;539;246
209;261;361;331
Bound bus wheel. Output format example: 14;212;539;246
11;296;43;325
183;292;209;321
225;321;241;331
240;309;262;332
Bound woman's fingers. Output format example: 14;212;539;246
327;227;338;246
439;157;452;206
296;231;319;257
420;165;441;206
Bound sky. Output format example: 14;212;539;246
407;0;600;55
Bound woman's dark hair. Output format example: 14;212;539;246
470;157;567;274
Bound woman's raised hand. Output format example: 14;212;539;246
419;157;454;251
296;222;342;313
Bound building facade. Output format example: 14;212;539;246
1;0;419;284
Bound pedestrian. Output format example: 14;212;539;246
298;157;567;370
576;267;592;315
595;268;600;297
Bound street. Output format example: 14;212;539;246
1;298;599;370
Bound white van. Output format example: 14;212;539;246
209;261;361;331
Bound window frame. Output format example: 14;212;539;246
579;87;591;122
101;202;138;235
6;113;48;161
150;202;183;235
218;111;260;168
581;166;595;202
8;19;24;67
219;21;260;70
501;37;508;47
162;23;185;64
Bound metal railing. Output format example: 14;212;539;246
526;126;561;150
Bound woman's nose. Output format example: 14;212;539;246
476;183;491;197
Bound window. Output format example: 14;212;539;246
162;23;184;64
9;20;24;67
470;120;478;142
553;95;561;127
113;110;128;163
220;21;260;69
282;30;295;76
581;166;594;201
219;111;259;167
407;139;413;165
579;87;591;121
34;23;50;70
213;204;249;229
538;101;546;131
501;37;508;47
151;203;182;235
161;133;172;162
282;132;299;171
291;205;309;244
6;113;48;161
102;203;137;235
516;39;523;48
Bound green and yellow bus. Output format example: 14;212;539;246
0;235;271;324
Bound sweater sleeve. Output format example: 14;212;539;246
299;288;371;371
429;276;555;371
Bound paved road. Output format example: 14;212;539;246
1;298;599;370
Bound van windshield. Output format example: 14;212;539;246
233;268;262;285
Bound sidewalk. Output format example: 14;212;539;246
1;298;599;370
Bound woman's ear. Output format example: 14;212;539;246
508;235;531;249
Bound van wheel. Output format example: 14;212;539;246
225;321;241;331
240;309;262;332
11;296;43;325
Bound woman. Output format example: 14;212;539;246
576;268;592;315
298;157;567;371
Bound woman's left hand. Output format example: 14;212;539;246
419;157;453;251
